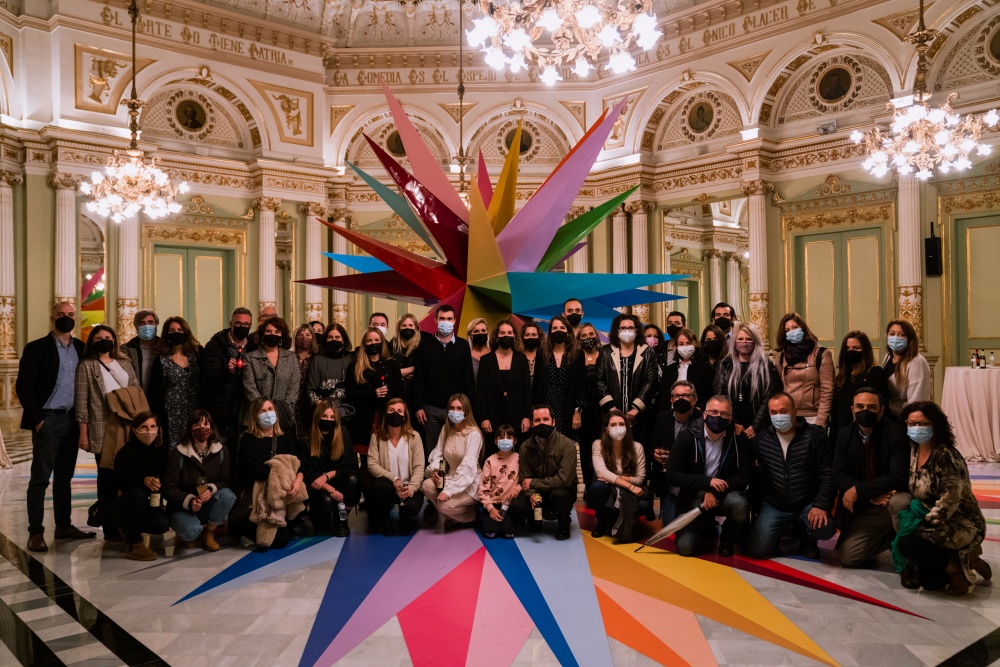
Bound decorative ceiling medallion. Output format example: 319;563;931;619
437;101;479;123
872;4;933;41
74;44;154;114
680;92;723;142
808;56;863;114
559;100;587;131
727;50;771;83
976;15;1000;75
165;91;215;139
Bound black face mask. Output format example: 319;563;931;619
855;409;880;429
666;325;682;340
523;338;541;351
167;331;189;347
533;423;554;439
566;313;582;327
704;414;731;434
400;328;416;341
318;419;337;434
703;339;723;356
231;325;251;341
672;398;692;414
93;339;115;355
365;342;382;357
549;330;569;345
262;333;282;348
325;340;344;355
385;411;406;427
497;336;514;350
714;317;732;331
581;337;598;350
844;349;864;367
54;316;75;333
472;333;489;348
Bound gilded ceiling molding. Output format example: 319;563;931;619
871;5;932;41
726;50;772;82
559;101;587;132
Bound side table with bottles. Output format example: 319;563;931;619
942;365;1000;461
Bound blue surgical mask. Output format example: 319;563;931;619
447;410;465;424
770;414;794;432
907;425;934;444
137;324;156;341
257;411;278;428
785;327;804;344
887;335;908;352
437;320;454;336
497;438;514;452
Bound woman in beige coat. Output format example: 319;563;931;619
421;393;483;527
774;313;834;428
366;398;425;535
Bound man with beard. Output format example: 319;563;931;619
200;307;258;447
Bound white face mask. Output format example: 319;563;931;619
374;325;388;338
608;425;628;441
618;330;636;344
677;345;695;359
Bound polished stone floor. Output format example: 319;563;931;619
0;456;998;667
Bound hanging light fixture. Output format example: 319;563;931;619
851;0;998;179
81;0;187;222
466;0;662;83
455;0;472;207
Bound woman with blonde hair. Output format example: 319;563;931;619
421;393;484;527
881;319;931;415
303;400;359;537
712;323;782;439
345;327;404;448
467;317;490;383
367;398;425;535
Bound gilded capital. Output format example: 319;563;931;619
626;200;655;215
0;170;23;188
298;202;328;216
740;179;774;196
329;208;354;225
48;172;82;190
703;248;722;259
253;196;283;212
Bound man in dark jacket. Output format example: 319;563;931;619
510;405;578;540
16;302;94;552
200;307;258;446
649;380;704;524
833;387;912;567
122;309;159;394
746;392;836;560
413;304;474;456
666;395;751;557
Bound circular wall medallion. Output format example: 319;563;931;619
504;128;533;153
687;102;714;134
990;26;1000;63
175;99;206;131
386;130;406;157
817;67;853;103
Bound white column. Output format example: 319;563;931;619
612;210;628;274
896;174;923;344
742;179;773;347
706;249;722;308
661;242;674;323
255;196;281;312
725;252;742;308
628;201;653;322
300;202;326;323
49;173;82;306
331;209;351;326
0;171;22;359
566;207;589;273
116;215;140;342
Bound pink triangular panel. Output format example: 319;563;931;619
466;552;534;667
418;287;467;334
399;548;486;667
477;151;493;210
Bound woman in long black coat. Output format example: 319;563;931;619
532;316;587;436
475;319;532;457
344;328;405;449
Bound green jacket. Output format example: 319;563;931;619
518;431;577;491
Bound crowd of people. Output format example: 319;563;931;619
15;297;989;595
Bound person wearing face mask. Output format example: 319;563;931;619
303;401;360;537
520;321;545;383
510;405;579;540
253;305;278;344
308;323;353;408
479;424;521;539
201;308;259;448
664;311;687;365
881;319;931;416
533;316;587;437
413;305;475;457
562;298;585;335
831;331;888;437
644;325;668;389
700;324;727;368
475;320;532;455
658;328;714;413
75;325;141;539
774;313;834;428
745;393;836;560
833;389;911;568
894;401;988;595
588;410;649;542
367;399;425;535
345;328;404;453
421;394;484;527
309;321;325;338
713;323;782;440
243;316;300;434
148;316;202;448
367;312;391;346
292;324;319;441
578;323;604;488
467;318;491;383
18;302;93;552
162;410;236;552
665;395;751;556
710;302;737;351
650;381;704;524
393;314;422;420
112;412;170;560
123;309;160;394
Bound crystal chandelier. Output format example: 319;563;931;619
466;0;662;84
80;0;187;222
851;0;998;179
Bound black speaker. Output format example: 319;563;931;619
925;221;942;277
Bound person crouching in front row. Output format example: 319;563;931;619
113;411;170;560
479;424;520;539
366;399;425;536
303;400;360;537
588;409;649;542
421;393;483;529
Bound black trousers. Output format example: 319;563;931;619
510;487;574;524
308;470;362;529
482;503;517;535
365;476;424;523
116;488;170;544
27;412;79;536
898;532;952;590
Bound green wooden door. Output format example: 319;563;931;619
793;227;886;360
152;245;234;344
954;214;1000;365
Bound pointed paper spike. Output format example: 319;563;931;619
477;150;493;210
346;162;443;257
467;175;508;287
499;99;627;271
590;288;683;308
298;272;436;304
508;271;680;313
418;288;467;334
364;135;469;280
536;185;637;272
488;120;522;236
382;83;469;222
321;252;392;274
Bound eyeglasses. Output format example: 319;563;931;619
704;409;732;419
619;326;636;332
905;420;932;427
671;393;694;401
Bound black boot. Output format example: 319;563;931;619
333;515;351;538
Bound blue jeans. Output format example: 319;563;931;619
659;492;678;525
169;488;237;541
675;491;750;557
745;502;837;559
586;481;652;523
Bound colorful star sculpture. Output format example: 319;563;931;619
301;84;683;331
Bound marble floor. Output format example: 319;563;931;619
0;457;998;667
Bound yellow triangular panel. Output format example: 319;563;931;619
488;121;522;236
467;176;508;286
